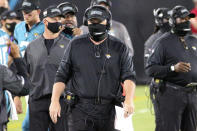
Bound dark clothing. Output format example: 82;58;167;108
146;32;197;131
67;105;115;131
29;96;67;131
144;29;167;65
56;34;136;99
0;58;30;128
154;84;197;131
24;34;70;100
55;34;136;130
45;39;54;55
146;32;197;87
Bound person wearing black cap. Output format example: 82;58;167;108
80;0;134;57
49;5;136;131
144;8;171;65
0;10;21;66
23;5;69;131
14;0;44;56
145;5;197;131
58;2;82;40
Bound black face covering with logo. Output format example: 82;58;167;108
88;23;108;42
5;22;17;33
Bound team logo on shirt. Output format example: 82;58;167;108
59;44;64;48
105;54;111;59
192;46;197;51
34;33;39;37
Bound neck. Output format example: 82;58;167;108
43;29;59;39
90;37;107;45
27;18;40;30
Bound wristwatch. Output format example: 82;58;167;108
170;65;175;72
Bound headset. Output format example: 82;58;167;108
90;0;112;7
153;8;170;27
83;5;112;30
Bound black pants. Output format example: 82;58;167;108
67;105;115;131
153;86;197;131
0;124;6;131
29;96;67;131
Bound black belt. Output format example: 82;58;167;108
165;82;197;93
79;98;113;105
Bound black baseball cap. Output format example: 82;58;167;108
91;0;112;7
18;0;40;13
0;10;19;20
57;2;78;15
86;5;111;21
170;5;195;19
43;5;64;18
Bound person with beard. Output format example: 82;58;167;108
80;0;134;56
145;5;197;131
57;2;82;40
24;5;69;131
49;5;136;131
144;8;170;65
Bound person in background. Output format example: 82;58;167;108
80;0;134;56
13;0;45;131
57;2;82;40
144;8;170;66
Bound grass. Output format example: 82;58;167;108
7;85;155;131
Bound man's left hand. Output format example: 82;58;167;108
73;28;83;36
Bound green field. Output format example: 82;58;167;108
7;86;155;131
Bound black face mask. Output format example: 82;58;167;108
63;26;74;36
173;21;191;37
5;22;17;33
47;21;62;33
0;7;7;15
161;23;171;32
88;24;108;42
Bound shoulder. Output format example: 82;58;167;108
36;22;45;29
58;34;70;44
15;21;25;30
70;34;89;45
108;35;127;50
112;20;127;30
27;35;43;48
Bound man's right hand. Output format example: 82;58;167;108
174;62;191;73
49;101;61;124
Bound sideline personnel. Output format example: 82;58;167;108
50;5;136;131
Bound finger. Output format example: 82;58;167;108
58;108;61;117
181;63;191;68
179;65;191;71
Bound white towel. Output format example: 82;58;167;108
5;90;18;120
115;106;134;131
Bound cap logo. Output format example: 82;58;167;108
181;9;188;14
22;1;31;6
62;7;73;12
51;9;61;14
10;12;17;17
90;11;102;16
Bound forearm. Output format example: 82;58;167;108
124;80;136;102
145;64;172;79
51;82;66;102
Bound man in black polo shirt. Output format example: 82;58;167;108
24;5;69;131
50;5;136;131
146;5;197;131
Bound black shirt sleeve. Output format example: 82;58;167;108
145;39;172;79
2;65;23;95
55;43;72;84
120;45;136;83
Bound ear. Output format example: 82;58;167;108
37;9;41;15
